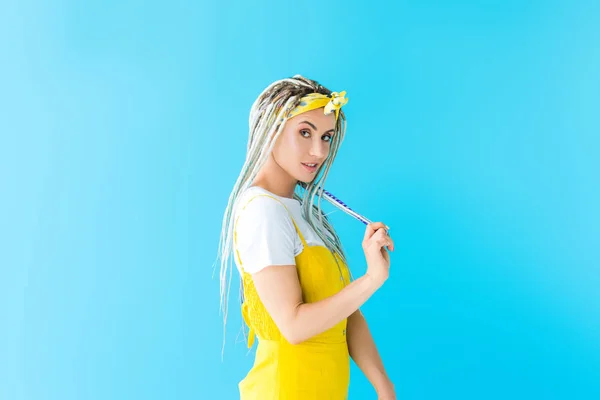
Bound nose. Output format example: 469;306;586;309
309;138;328;159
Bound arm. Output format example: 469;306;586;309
251;221;394;345
236;194;394;345
252;265;380;345
347;310;395;398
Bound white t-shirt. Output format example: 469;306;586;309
233;186;327;274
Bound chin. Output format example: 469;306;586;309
295;172;315;184
297;177;317;185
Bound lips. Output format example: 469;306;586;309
301;163;318;173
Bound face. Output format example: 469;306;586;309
271;107;336;184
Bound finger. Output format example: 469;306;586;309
363;222;386;242
369;228;385;244
363;224;377;243
373;230;391;246
375;232;394;252
375;227;389;238
381;248;390;262
380;223;392;237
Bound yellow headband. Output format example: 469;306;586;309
286;91;348;121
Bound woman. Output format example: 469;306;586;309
218;74;396;399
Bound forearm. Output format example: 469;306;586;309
287;274;379;344
347;310;392;392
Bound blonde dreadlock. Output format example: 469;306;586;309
214;74;349;354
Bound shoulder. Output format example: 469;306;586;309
235;188;292;224
233;188;299;274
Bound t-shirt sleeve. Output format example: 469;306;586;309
234;195;297;274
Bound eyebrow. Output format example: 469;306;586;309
299;120;335;134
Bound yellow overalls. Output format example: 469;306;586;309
234;193;352;400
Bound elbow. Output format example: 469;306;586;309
279;322;307;345
287;335;306;346
281;328;305;345
284;335;300;345
278;305;307;345
276;304;310;345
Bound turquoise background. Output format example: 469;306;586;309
2;0;599;399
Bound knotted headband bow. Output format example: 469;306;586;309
286;91;348;121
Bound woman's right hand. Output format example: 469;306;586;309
363;222;395;288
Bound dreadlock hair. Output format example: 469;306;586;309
215;74;349;353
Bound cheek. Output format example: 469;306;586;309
280;133;303;158
273;133;300;166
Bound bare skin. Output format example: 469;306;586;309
250;107;397;399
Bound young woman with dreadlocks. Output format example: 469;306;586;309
217;74;396;399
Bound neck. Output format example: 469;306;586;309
252;154;298;199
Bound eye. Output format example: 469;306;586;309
322;134;332;143
300;129;311;138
